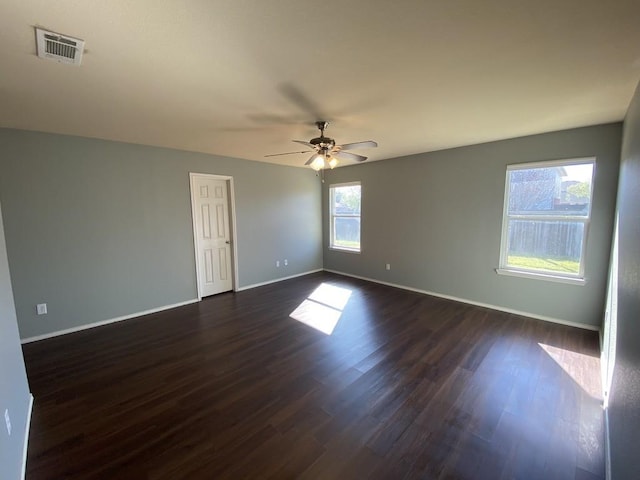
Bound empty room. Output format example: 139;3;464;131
1;1;639;479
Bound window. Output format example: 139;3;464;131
330;182;361;252
498;158;595;283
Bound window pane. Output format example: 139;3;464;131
508;163;593;216
333;217;360;249
332;185;361;215
506;220;584;274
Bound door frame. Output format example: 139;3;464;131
189;172;239;300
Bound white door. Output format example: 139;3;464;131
191;175;233;297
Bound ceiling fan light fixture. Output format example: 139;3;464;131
328;157;339;169
310;154;325;171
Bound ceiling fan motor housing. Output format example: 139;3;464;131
310;136;335;148
310;121;335;148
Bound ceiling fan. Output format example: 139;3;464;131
265;121;378;171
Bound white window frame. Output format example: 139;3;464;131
497;157;595;285
329;182;361;253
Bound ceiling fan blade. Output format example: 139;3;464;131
337;140;378;151
247;113;308;125
304;154;318;166
292;140;316;148
264;150;311;158
278;84;328;120
333;151;368;162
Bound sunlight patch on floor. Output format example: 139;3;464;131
539;343;603;399
290;283;352;335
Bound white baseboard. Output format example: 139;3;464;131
20;299;199;344
324;269;599;331
21;394;34;480
21;269;325;342
236;269;323;292
604;408;611;480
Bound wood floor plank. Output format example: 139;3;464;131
22;271;604;479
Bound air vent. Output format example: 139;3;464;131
35;28;84;65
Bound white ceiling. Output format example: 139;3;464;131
1;0;639;168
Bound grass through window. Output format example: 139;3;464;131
333;240;360;249
508;255;580;274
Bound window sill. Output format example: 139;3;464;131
329;246;361;254
495;268;586;286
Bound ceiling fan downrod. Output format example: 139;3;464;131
316;121;329;136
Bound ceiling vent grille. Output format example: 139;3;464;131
36;28;84;66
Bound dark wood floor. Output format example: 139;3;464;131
22;272;604;479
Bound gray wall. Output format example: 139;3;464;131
0;200;32;480
323;124;621;327
0;129;322;339
607;82;640;479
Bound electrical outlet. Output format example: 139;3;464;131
276;260;280;267
284;259;288;266
4;409;11;436
37;303;47;315
386;263;391;271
